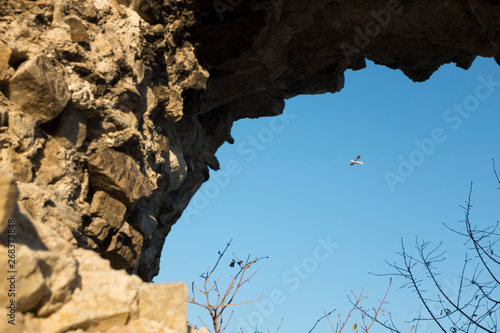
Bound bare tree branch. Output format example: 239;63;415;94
373;174;499;333
188;241;268;333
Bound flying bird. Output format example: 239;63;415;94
350;155;364;166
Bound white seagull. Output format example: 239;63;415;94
350;155;364;166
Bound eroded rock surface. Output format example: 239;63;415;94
7;54;70;123
88;145;153;205
0;0;499;331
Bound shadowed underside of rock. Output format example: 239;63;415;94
0;0;499;332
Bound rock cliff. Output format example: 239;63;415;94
0;0;499;332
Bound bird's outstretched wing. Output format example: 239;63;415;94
350;155;362;166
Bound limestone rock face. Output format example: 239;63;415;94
190;0;500;120
0;0;499;331
0;203;188;333
0;0;217;285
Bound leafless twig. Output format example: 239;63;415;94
189;241;268;333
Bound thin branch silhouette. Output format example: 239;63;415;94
189;241;268;333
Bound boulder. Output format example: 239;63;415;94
7;54;70;123
90;191;127;230
36;249;143;333
85;217;111;244
138;282;188;333
88;145;153;205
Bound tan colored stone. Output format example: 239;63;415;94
11;196;75;254
95;58;120;84
17;183;81;244
0;291;25;333
85;217;111;243
1;1;499;332
165;146;187;191
0;103;7;127
101;109;138;133
32;249;143;332
8;148;32;183
165;88;183;122
104;222;143;270
72;247;142;286
35;251;78;317
94;33;114;58
0;170;17;233
152;85;183;122
0;40;12;81
146;86;157;113
157;134;169;155
90;191;127;230
138;282;187;333
65;17;90;44
55;107;87;149
88;145;153;204
17;246;50;313
36;139;65;185
8;54;70;123
7;110;38;154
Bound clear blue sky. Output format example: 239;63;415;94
157;57;500;333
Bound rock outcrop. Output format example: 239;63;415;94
0;0;499;332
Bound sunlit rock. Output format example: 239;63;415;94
7;54;70;123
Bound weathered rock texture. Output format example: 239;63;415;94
0;0;499;331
